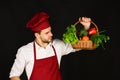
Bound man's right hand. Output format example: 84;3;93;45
10;76;20;80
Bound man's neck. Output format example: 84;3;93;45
35;39;48;48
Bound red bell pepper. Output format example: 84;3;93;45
88;27;97;35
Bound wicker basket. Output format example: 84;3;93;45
71;20;98;50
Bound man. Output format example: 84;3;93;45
9;11;92;80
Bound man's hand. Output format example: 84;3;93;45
79;17;91;30
10;76;20;80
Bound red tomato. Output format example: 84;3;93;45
82;36;89;41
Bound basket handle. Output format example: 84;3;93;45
74;19;99;33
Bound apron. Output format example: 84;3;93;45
30;42;62;80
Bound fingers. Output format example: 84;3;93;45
79;17;91;22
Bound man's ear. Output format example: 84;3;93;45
34;33;39;38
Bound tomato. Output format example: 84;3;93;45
82;36;89;41
88;27;97;35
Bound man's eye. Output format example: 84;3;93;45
45;32;49;34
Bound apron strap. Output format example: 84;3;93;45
33;42;36;61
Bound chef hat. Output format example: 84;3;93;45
26;11;50;32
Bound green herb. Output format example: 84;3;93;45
79;29;88;36
90;33;110;48
62;25;78;44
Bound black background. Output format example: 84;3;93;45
0;0;120;80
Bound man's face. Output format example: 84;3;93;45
39;27;53;43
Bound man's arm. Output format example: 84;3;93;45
10;76;20;80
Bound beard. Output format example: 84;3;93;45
41;37;53;43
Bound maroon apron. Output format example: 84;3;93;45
30;42;62;80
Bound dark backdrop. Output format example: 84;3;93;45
0;0;120;80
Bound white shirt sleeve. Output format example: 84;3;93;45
53;39;76;55
9;47;26;78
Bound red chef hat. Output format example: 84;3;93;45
26;12;50;32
